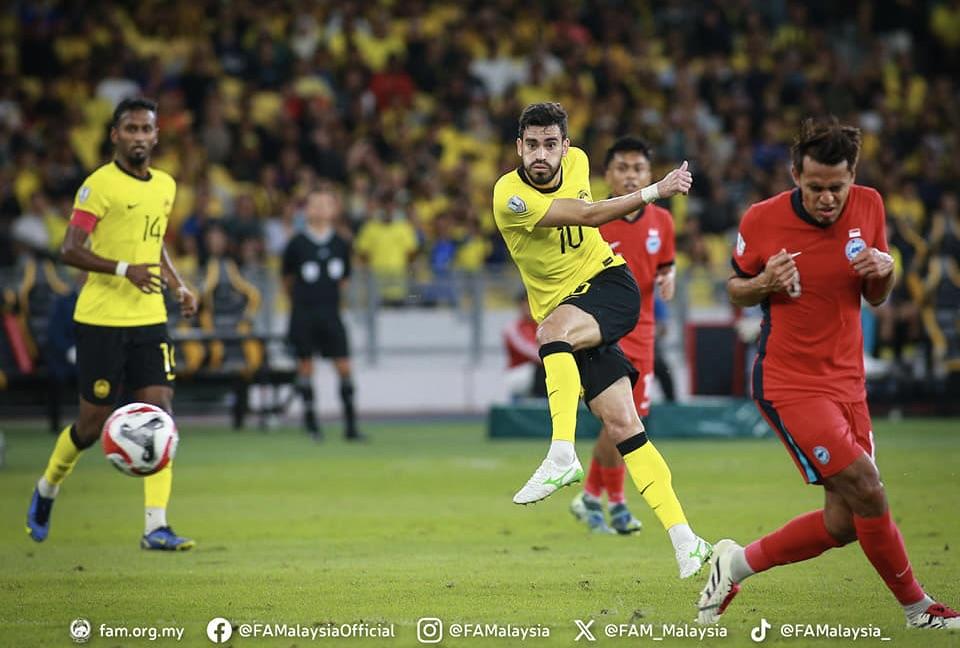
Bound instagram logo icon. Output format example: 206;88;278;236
417;617;443;644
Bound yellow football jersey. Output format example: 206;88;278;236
72;161;176;326
493;146;624;322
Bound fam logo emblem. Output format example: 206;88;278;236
646;228;661;254
844;237;866;261
69;618;92;643
813;445;831;465
93;379;111;400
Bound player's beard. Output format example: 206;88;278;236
126;145;150;167
525;159;560;186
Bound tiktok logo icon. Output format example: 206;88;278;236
751;618;771;643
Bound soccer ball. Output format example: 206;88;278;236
101;402;178;476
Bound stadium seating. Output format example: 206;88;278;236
174;255;293;428
0;256;73;429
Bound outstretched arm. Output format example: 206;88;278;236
537;162;693;228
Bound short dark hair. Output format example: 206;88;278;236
791;116;861;173
112;97;158;128
604;136;653;168
518;102;568;139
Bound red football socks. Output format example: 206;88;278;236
854;510;925;605
744;510;844;573
584;458;604;498
601;464;626;504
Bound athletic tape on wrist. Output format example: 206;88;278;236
640;184;660;203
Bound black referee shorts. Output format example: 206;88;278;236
76;323;175;405
559;264;641;402
289;311;350;360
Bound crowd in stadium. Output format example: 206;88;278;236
1;0;959;377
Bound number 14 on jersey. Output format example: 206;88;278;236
142;215;162;242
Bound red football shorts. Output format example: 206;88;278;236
628;353;654;417
756;398;875;484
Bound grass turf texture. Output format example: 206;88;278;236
0;418;957;647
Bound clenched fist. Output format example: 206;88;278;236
850;248;894;280
761;249;800;295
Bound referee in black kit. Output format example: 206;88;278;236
282;187;363;441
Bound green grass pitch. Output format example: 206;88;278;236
1;418;957;647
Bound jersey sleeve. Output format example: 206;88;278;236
567;147;592;197
166;176;178;219
731;206;764;277
493;175;554;233
73;173;111;220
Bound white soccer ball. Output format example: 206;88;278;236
101;402;179;477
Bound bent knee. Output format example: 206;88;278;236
833;469;886;514
601;416;643;445
850;473;885;508
535;321;567;347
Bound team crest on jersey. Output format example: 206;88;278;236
507;195;527;214
646;228;661;254
813;445;831;465
736;232;746;256
93;379;111;399
844;237;867;261
78;186;91;203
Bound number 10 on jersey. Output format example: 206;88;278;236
557;225;583;254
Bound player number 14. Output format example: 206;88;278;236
142;215;162;242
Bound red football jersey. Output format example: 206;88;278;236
504;316;539;368
599;204;675;359
732;185;888;403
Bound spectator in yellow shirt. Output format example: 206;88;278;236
886;181;926;231
354;192;420;306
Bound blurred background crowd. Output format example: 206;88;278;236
1;0;959;391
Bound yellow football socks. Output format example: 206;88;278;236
618;432;688;530
540;342;580;443
42;425;83;486
144;463;173;509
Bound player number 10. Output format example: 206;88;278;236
159;342;176;380
557;225;583;254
